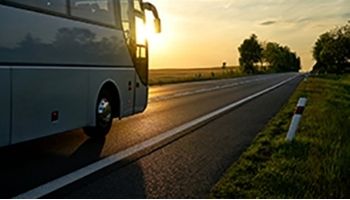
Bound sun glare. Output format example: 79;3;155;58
136;13;162;47
145;12;162;46
145;21;157;43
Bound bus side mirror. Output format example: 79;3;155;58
142;2;161;33
154;18;161;33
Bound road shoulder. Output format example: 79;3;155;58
211;74;350;198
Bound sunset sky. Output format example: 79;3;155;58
144;0;350;71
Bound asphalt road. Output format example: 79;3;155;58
0;73;302;198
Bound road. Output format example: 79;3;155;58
0;73;302;198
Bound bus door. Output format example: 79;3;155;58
120;0;148;113
133;0;149;113
0;67;10;146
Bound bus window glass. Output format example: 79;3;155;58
135;16;146;45
137;46;146;58
70;0;116;26
8;0;67;14
120;0;131;44
134;0;142;12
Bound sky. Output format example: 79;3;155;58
144;0;350;71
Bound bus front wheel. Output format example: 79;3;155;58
84;90;114;138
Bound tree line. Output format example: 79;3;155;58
312;22;350;74
238;34;301;74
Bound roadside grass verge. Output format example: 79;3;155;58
211;74;350;198
149;67;243;85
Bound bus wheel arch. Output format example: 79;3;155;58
84;81;121;138
100;81;121;118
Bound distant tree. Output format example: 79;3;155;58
222;61;227;69
263;42;280;72
263;42;300;72
238;34;263;74
238;34;301;73
313;22;350;73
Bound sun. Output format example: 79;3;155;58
135;12;162;46
145;19;159;44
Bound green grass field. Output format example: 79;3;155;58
211;74;350;198
149;67;241;85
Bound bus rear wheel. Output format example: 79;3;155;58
84;90;114;138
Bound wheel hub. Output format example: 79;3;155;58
97;98;112;127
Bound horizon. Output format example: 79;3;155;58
145;0;350;72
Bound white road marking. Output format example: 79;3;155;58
14;74;299;199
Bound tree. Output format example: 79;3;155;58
263;42;300;72
238;34;263;74
238;34;301;73
313;22;350;73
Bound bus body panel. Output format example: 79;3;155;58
11;67;137;144
11;68;89;143
0;67;11;146
134;74;148;113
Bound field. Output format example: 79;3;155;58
149;67;241;85
211;74;350;198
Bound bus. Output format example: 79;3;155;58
0;0;161;147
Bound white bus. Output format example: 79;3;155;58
0;0;161;147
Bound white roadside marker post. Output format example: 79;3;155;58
286;97;307;142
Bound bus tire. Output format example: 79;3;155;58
84;89;114;138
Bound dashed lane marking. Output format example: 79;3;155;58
148;76;276;103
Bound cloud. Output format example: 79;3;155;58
296;17;311;23
260;20;277;26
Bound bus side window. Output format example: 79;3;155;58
120;0;131;44
70;0;116;26
134;0;142;12
7;0;67;14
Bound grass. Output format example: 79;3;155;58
149;67;243;85
211;74;350;198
